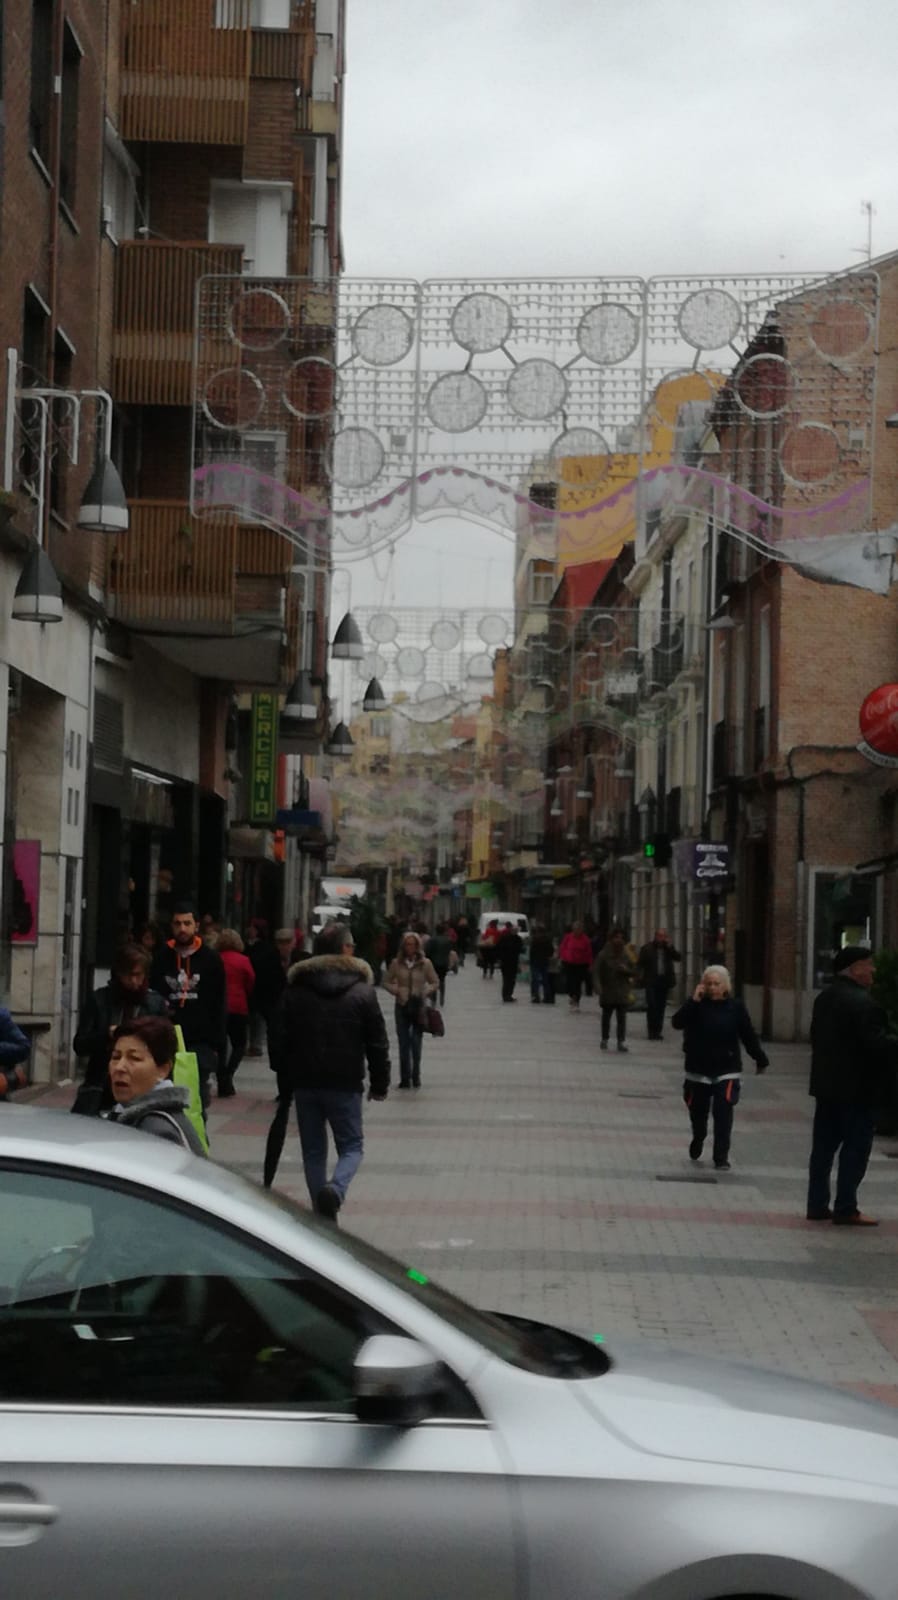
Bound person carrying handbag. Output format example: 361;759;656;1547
385;932;438;1089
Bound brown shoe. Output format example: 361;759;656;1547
832;1211;879;1226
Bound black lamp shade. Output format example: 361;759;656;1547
282;670;317;723
77;457;129;534
12;544;63;623
362;677;388;712
327;720;354;755
331;611;364;659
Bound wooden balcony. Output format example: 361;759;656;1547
106;501;294;684
121;1;252;145
113;241;244;407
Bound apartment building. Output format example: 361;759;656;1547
0;0;343;1078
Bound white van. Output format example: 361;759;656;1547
476;912;530;947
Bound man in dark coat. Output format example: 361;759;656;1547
150;902;227;1107
638;928;681;1040
529;922;555;1004
245;920;285;1057
270;920;390;1221
72;944;168;1115
496;922;523;1004
807;945;897;1226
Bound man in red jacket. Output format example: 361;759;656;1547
559;921;593;1010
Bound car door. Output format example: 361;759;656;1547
0;1161;520;1600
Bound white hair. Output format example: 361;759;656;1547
702;964;731;994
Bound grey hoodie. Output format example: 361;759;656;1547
107;1082;206;1156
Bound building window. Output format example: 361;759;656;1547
102;124;138;243
528;560;554;607
209;182;290;277
59;23;82;212
29;0;54;169
49;330;74;516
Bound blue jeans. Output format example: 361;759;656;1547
395;1005;423;1085
294;1089;364;1206
530;963;554;1003
807;1099;876;1218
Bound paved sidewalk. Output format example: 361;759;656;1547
34;967;898;1401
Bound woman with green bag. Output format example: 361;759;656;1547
107;1017;207;1155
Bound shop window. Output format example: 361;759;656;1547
810;871;875;989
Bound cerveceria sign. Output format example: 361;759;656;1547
249;692;278;825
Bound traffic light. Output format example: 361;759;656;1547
643;834;672;868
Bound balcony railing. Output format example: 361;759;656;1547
114;241;245;407
106;501;292;632
121;1;253;145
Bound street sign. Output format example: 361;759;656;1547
693;841;730;883
249;692;278;825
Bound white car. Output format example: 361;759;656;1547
3;1108;898;1599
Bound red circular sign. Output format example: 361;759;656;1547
859;684;898;756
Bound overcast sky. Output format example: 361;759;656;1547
340;0;898;613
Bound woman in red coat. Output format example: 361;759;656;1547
558;921;594;1011
216;929;256;1096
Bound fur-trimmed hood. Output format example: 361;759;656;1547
287;953;374;995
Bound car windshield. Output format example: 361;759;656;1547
262;1187;608;1379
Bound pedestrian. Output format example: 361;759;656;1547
478;918;500;980
559;920;593;1010
245;919;284;1057
72;944;168;1115
496;921;523;1003
673;965;768;1171
594;926;638;1051
262;942;309;1190
215;928;255;1096
106;1016;206;1154
269;920;389;1220
200;912;220;948
134;920;161;959
0;1006;30;1101
426;921;453;1006
385;931;438;1089
638;927;681;1040
150;901;228;1108
806;945;898;1225
455;916;470;967
529;922;555;1004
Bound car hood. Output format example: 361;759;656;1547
577;1339;898;1490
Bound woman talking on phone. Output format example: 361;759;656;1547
672;965;768;1171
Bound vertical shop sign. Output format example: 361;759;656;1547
249;693;278;825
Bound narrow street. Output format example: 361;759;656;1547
36;965;898;1403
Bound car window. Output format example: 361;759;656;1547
0;1165;398;1413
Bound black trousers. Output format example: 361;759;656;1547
684;1077;741;1163
500;964;517;1001
807;1099;876;1218
600;1003;627;1043
225;1014;249;1082
564;963;589;1003
645;979;670;1038
434;967;448;1006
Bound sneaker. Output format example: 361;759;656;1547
617;1043;628;1053
315;1184;342;1221
806;1208;833;1221
398;1081;412;1090
600;1039;609;1051
832;1211;879;1226
714;1160;731;1171
217;1081;236;1099
689;1137;703;1161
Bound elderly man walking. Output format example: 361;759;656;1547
271;920;390;1222
807;946;898;1226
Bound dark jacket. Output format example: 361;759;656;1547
74;983;168;1089
594;942;638;1007
810;976;898;1108
0;1007;30;1100
107;1082;207;1155
497;930;523;970
638;940;680;990
672;996;768;1082
151;938;227;1056
247;938;285;1011
427;933;453;972
529;932;554;967
272;954;390;1095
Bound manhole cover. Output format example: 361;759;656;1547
655;1173;718;1185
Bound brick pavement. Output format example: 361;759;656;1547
32;966;898;1400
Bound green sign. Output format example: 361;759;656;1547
249;692;278;825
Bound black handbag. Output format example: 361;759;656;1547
423;1005;445;1038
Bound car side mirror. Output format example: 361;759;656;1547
353;1334;444;1426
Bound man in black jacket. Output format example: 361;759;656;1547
638;929;681;1040
151;902;227;1107
807;945;897;1226
271;920;390;1221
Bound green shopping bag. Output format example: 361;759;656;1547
173;1026;210;1154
